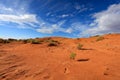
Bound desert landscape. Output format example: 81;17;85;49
0;34;120;80
0;0;120;80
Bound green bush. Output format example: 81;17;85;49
48;40;60;46
22;39;42;44
31;39;41;44
48;41;57;46
77;43;83;50
70;52;76;60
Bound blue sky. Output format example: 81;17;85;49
0;0;120;39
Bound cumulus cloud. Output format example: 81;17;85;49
82;3;120;36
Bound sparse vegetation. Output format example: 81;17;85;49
31;39;41;44
77;43;83;50
0;38;4;43
26;39;33;43
48;40;60;46
8;38;17;42
22;39;28;44
0;39;10;43
48;41;58;46
22;39;41;44
3;40;10;43
70;52;76;60
96;36;104;41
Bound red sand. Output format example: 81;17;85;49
0;34;120;80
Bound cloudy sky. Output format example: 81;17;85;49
0;0;120;39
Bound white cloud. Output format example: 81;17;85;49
0;4;13;14
0;6;13;12
46;12;51;16
0;0;29;15
57;3;120;36
0;14;38;24
36;20;66;34
0;1;87;35
57;14;71;18
0;3;71;34
0;1;39;29
61;14;69;18
2;1;119;37
65;28;73;33
36;20;77;34
36;25;59;34
78;7;88;13
82;3;120;36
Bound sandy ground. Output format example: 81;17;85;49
0;34;120;80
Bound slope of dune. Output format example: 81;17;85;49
0;34;120;80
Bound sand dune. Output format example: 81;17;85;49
0;34;120;80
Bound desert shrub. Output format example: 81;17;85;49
22;39;28;44
77;43;83;50
44;37;52;42
0;39;10;43
8;38;17;42
22;39;41;44
51;40;60;44
70;52;76;60
48;40;60;46
3;39;10;43
18;39;23;42
31;39;41;44
96;36;104;41
35;37;39;39
23;39;33;43
48;41;57;46
26;39;33;43
0;38;4;43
